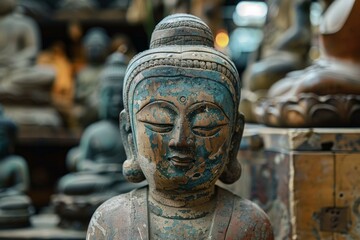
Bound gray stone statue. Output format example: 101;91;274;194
0;0;61;127
73;27;110;128
0;108;34;228
0;0;55;102
53;52;143;230
87;14;274;239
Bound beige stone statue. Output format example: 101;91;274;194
87;14;274;240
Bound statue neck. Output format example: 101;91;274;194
148;186;217;219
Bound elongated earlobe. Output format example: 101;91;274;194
219;112;244;184
119;110;146;183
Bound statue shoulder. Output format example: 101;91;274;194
229;195;274;239
86;187;147;240
215;187;274;239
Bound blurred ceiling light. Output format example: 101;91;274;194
215;31;230;48
233;1;268;27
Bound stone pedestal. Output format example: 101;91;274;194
0;213;85;240
220;124;360;239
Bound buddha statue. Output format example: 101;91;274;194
255;0;360;127
87;14;273;239
0;109;34;228
53;52;143;230
240;0;312;122
73;27;110;128
0;0;61;127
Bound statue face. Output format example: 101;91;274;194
100;83;123;120
132;76;235;192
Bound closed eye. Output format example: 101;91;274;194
192;123;227;137
140;121;173;133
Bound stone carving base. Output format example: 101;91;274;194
254;93;360;127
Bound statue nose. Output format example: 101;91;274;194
169;120;194;149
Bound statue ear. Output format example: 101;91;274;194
219;112;244;184
119;110;146;183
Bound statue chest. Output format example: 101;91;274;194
149;213;213;240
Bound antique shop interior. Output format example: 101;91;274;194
0;0;359;239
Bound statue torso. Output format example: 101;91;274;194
0;14;37;64
87;186;273;240
0;155;27;190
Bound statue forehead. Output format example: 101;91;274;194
131;76;235;120
133;75;232;100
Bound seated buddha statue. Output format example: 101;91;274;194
0;0;55;103
52;52;143;230
87;14;274;239
0;109;34;228
0;0;61;127
73;27;110;128
255;0;360;127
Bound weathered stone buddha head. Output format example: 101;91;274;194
0;113;17;158
120;14;244;193
98;52;127;121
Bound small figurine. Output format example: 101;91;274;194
0;108;34;228
73;27;110;128
0;0;61;127
87;14;274;239
0;0;55;102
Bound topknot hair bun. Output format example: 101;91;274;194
150;13;214;48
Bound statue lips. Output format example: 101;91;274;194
168;155;194;169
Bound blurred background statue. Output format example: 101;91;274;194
240;0;312;122
0;107;34;228
0;0;61;128
74;28;110;128
72;27;110;129
255;0;360;127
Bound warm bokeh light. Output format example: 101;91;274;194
215;31;229;48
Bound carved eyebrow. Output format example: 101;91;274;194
187;102;230;120
136;100;178;115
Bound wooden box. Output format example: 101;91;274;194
220;125;360;240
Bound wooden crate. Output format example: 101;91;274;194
220;125;360;240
